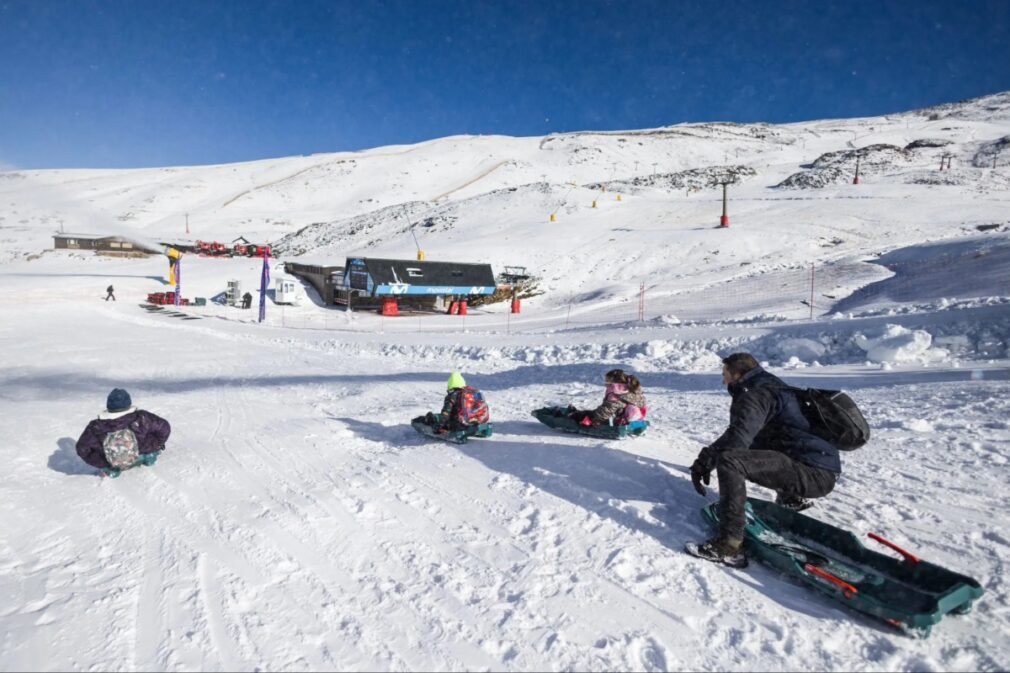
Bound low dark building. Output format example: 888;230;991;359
286;257;497;311
346;257;496;296
53;233;147;256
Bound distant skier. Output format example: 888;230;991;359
568;369;647;427
422;372;490;433
75;388;171;478
242;291;253;309
105;284;116;301
686;353;842;568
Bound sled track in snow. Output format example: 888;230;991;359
2;291;1010;670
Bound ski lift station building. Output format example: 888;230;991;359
286;257;497;311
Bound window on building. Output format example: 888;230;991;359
122;242;133;249
350;270;369;290
109;241;121;248
407;268;423;277
451;270;464;278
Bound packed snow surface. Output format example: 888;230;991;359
2;91;1010;671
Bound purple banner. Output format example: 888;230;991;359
174;259;181;307
258;252;270;323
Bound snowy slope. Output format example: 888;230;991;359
1;92;1010;671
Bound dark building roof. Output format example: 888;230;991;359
353;258;496;288
53;233;119;241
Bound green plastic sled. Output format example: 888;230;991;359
701;498;984;637
531;406;649;439
411;416;493;445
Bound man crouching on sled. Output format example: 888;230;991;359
685;353;842;568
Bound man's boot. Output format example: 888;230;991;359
685;537;748;568
776;492;814;512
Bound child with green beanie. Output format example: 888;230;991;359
424;372;490;432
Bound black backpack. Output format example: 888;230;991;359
784;387;870;450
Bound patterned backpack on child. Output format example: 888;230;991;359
455;386;490;425
102;428;140;469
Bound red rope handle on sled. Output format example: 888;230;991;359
804;563;858;599
868;533;921;564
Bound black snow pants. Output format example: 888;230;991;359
567;410;594;424
716;450;837;541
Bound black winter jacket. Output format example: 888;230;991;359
707;367;841;473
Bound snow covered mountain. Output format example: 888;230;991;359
1;92;1009;671
3;91;1009;317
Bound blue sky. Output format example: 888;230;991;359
1;0;1008;169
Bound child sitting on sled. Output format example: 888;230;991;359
76;388;172;478
423;372;490;432
568;369;647;427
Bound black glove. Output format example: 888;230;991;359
425;412;437;426
690;448;717;496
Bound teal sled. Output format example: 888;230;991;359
531;406;649;439
100;450;162;478
411;416;493;445
701;498;983;638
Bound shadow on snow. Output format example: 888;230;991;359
48;437;95;477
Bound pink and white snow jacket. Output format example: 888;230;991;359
591;383;647;425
